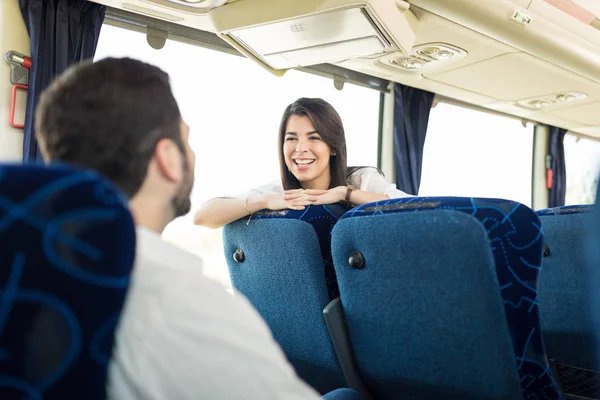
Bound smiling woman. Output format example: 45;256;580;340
193;97;412;229
280;100;346;191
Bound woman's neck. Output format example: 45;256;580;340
300;174;331;191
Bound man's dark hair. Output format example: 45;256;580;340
36;57;184;198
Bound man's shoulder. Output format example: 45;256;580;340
135;226;202;271
132;226;263;324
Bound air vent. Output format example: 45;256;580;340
376;43;466;72
417;47;455;61
517;92;588;110
388;56;429;70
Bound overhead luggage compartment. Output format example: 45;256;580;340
209;0;419;75
407;0;600;84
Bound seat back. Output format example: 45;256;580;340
588;183;600;389
222;204;347;394
333;197;563;399
536;205;597;397
0;163;135;399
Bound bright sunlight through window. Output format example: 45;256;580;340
564;135;600;205
419;103;534;207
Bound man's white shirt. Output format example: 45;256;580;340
108;227;321;400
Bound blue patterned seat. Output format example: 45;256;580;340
222;204;348;394
0;163;135;399
332;197;563;400
536;205;592;217
535;205;596;397
587;183;600;394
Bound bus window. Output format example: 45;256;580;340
564;135;600;205
94;24;381;288
419;103;534;207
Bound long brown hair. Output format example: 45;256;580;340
278;98;348;190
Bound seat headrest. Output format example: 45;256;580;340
0;162;136;398
536;205;592;216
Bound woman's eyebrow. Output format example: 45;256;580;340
285;130;319;135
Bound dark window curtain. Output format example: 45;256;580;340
393;83;435;195
19;0;105;163
548;127;567;207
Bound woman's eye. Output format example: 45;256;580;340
309;136;321;141
285;137;296;141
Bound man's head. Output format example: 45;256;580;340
36;57;195;232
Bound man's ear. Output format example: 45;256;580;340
35;134;51;164
154;138;182;183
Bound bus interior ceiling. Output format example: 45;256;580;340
88;0;600;142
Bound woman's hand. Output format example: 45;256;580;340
283;187;346;206
309;186;346;205
278;189;326;209
263;191;319;211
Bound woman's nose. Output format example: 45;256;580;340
295;138;308;152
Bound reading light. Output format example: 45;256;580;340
377;43;466;72
418;47;454;61
395;57;425;69
555;94;576;102
429;50;454;61
517;92;587;110
530;100;551;109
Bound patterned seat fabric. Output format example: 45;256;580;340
222;204;348;394
0;163;135;399
536;205;591;216
536;205;596;398
590;183;600;386
340;197;563;400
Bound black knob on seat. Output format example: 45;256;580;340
543;245;550;257
348;251;365;269
233;248;245;263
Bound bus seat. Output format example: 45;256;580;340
0;163;135;399
222;204;348;394
589;183;600;396
536;205;598;398
332;197;563;400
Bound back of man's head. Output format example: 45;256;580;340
36;57;194;230
36;57;184;198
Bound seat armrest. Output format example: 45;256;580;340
323;297;372;400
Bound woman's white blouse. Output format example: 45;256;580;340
237;167;413;200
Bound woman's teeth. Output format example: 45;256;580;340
294;159;315;165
